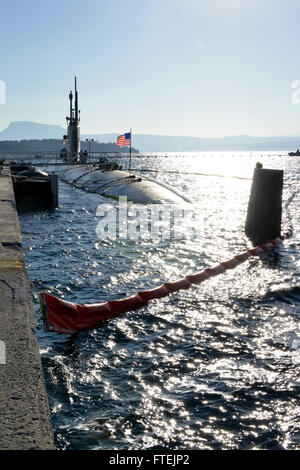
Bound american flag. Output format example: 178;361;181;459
117;132;131;147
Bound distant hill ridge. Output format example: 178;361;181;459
0;121;66;140
0;139;135;154
0;121;299;151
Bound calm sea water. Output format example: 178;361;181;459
19;152;299;450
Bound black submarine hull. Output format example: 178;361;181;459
59;166;190;203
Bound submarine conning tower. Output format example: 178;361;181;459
65;76;80;163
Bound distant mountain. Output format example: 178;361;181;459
1;121;300;152
0;121;66;140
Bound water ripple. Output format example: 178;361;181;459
20;152;300;449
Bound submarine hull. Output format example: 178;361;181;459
58;166;189;203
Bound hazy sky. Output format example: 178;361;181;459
1;0;300;137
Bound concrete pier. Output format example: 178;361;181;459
0;167;54;449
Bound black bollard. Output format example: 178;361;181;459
245;163;283;244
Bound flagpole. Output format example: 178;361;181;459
129;128;132;174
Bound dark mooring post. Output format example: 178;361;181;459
245;163;283;245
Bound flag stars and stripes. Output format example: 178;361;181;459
117;132;131;147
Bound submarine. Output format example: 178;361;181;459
59;78;190;204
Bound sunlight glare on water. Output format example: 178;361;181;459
20;151;300;450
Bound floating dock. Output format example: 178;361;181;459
0;166;54;449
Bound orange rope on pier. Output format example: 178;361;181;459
40;192;297;335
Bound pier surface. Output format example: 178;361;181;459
0;166;54;449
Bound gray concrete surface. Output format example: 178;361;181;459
0;166;55;449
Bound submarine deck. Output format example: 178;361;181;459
59;166;190;204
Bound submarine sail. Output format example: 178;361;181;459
65;77;80;163
60;79;189;204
